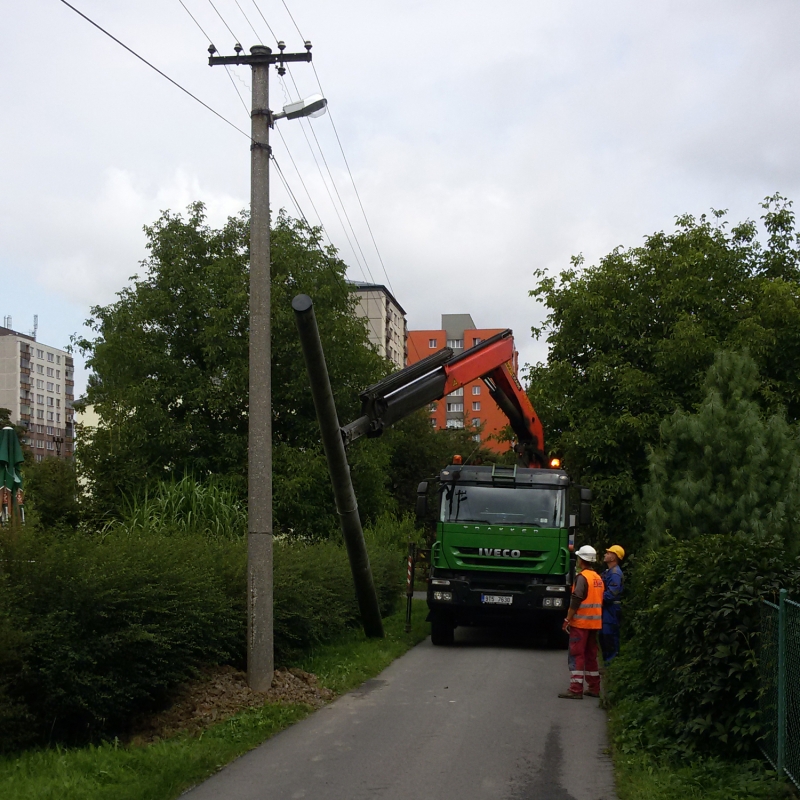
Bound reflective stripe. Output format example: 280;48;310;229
580;614;602;620
585;671;600;676
581;603;602;608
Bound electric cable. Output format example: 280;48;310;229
57;0;251;140
274;0;396;295
205;0;240;44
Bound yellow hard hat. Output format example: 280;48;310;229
606;545;625;561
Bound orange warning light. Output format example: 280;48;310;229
549;457;562;469
452;454;463;465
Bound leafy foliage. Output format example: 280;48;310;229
21;456;80;531
528;196;800;550
641;351;800;552
74;204;392;531
608;533;793;757
0;477;409;751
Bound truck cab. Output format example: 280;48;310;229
422;464;574;645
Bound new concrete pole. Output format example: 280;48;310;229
292;294;384;638
248;45;274;690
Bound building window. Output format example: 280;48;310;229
56;413;60;422
430;419;437;428
56;370;60;379
472;401;481;411
47;411;54;421
428;338;437;348
47;441;55;451
446;339;463;349
36;379;43;389
428;403;437;412
446;419;464;429
36;440;44;449
473;338;482;346
56;385;61;394
56;355;61;365
472;434;481;442
36;410;44;419
446;402;464;412
47;383;54;392
46;426;54;435
35;454;43;462
56;399;60;408
450;388;463;396
47;397;54;407
472;386;481;395
47;367;54;377
36;394;44;404
36;364;43;374
472;418;481;427
47;353;54;362
36;349;43;359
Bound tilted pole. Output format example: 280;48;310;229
292;294;384;638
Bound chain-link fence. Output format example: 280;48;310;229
761;590;800;789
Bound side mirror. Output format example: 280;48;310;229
579;502;591;526
415;481;429;520
580;487;592;502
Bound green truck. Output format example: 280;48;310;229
418;464;590;645
341;329;590;645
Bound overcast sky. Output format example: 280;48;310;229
2;0;799;397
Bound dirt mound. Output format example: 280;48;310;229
131;666;335;744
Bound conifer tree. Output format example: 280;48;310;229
641;350;800;552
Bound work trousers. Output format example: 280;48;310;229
600;628;620;664
567;627;600;696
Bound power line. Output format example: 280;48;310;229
248;0;278;42
57;0;251;140
176;0;250;116
232;0;262;44
205;0;240;44
275;0;396;295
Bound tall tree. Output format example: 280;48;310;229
528;196;800;549
76;204;393;531
641;351;800;553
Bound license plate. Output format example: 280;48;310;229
481;594;513;605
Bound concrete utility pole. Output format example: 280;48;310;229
292;294;384;638
209;43;314;691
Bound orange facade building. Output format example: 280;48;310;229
407;314;520;454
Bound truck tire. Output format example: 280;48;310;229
430;611;455;646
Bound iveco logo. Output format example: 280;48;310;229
479;548;521;558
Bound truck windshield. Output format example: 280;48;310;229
440;485;566;527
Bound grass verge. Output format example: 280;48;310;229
0;600;430;800
608;704;789;800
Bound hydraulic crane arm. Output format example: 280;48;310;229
342;329;546;467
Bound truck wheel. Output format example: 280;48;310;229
430;611;455;646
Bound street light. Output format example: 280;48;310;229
272;94;328;122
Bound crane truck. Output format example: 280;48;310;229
342;329;591;646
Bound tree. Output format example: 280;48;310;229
528;196;800;550
76;204;394;532
22;457;80;531
641;351;800;553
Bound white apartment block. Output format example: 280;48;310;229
0;324;75;461
349;281;408;371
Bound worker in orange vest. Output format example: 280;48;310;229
558;545;603;699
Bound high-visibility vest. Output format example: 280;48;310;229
572;568;604;629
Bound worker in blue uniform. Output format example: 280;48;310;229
600;545;625;664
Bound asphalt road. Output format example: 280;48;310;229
183;626;618;800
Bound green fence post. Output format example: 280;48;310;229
778;588;787;777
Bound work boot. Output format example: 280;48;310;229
584;690;600;698
557;691;583;699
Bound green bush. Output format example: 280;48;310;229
0;510;406;752
608;532;794;757
0;529;246;750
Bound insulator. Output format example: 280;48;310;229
234;42;243;54
208;44;217;55
304;40;312;50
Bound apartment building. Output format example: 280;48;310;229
0;325;75;461
349;281;408;370
407;314;520;453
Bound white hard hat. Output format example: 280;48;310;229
575;545;597;563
